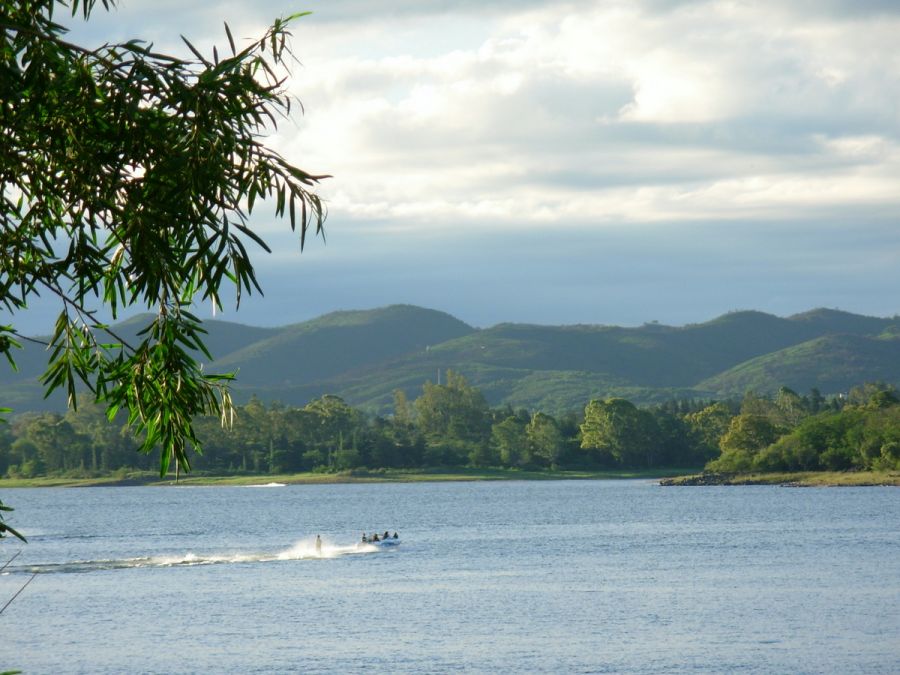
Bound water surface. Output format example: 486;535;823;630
2;481;898;673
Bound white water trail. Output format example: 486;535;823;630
11;536;383;575
274;537;377;561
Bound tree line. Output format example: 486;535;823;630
1;371;898;479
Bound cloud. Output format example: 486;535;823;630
257;0;900;231
66;1;900;231
18;0;896;333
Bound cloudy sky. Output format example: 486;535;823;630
31;0;900;332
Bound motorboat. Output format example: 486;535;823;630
372;537;400;547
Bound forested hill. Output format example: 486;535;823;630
2;305;899;414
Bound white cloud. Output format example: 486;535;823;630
63;0;900;232
256;0;897;230
19;0;898;332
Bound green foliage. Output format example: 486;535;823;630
848;382;898;408
414;370;491;447
685;402;734;455
707;414;782;472
3;370;899;479
0;0;326;475
0;497;25;541
703;384;900;473
526;412;564;468
580;398;659;468
491;415;528;467
877;441;900;470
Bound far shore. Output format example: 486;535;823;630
0;467;699;488
660;470;900;487
4;468;897;489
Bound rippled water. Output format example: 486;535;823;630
1;480;898;673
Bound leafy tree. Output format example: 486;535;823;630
414;370;491;448
707;414;781;473
526;412;564;468
17;412;87;474
0;423;11;476
0;497;25;541
580;398;659;467
491;415;528;467
876;440;900;470
387;388;419;452
806;388;826;414
650;408;699;466
1;0;326;476
847;382;896;408
301;395;364;469
6;437;38;478
364;417;401;468
392;389;413;428
65;402;129;472
685;402;734;458
774;387;807;427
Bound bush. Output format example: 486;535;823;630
752;445;790;472
19;459;43;478
820;445;856;471
706;448;753;473
874;442;900;471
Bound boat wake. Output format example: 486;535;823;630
3;538;385;576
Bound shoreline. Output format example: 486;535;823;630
0;467;699;488
660;470;900;487
4;468;896;488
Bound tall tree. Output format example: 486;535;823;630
414;370;491;446
1;1;326;475
491;416;528;467
580;398;659;467
707;413;782;472
685;402;734;459
526;412;564;468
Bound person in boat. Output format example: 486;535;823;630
393;532;399;539
372;533;380;542
383;531;389;539
361;533;368;543
315;534;322;555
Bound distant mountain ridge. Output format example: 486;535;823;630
2;305;898;414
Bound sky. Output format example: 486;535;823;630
17;0;900;333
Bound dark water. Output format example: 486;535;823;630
1;480;898;673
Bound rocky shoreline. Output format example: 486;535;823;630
659;473;741;486
660;471;900;487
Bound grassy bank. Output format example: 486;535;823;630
0;466;700;488
660;470;900;487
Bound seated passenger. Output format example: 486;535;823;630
361;533;367;543
383;531;390;539
372;533;380;542
393;532;399;539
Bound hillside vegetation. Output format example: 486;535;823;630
2;305;899;414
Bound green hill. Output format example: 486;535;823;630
0;305;474;412
697;334;900;396
313;309;896;413
786;308;896;336
208;304;474;385
2;305;899;415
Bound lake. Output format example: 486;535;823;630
1;480;898;673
